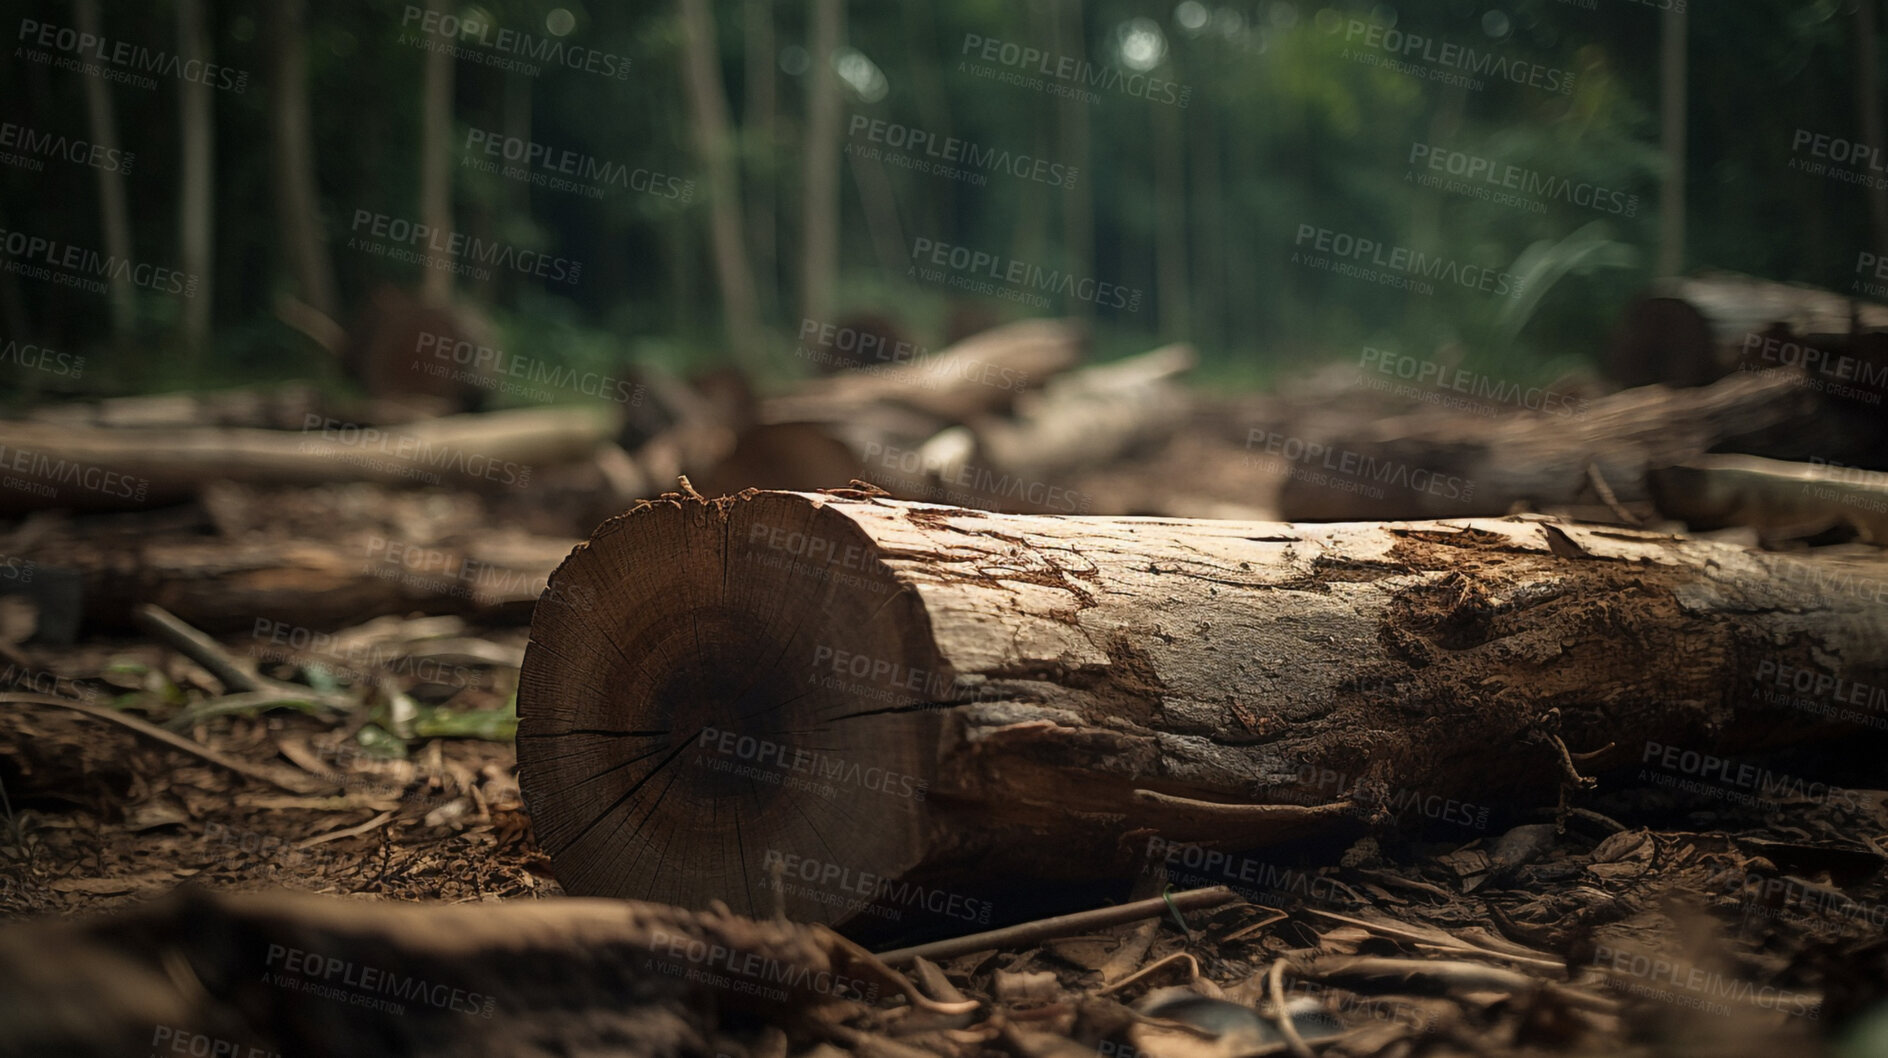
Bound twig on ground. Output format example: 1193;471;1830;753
1096;952;1202;996
873;885;1239;967
133;603;264;693
0;692;335;794
296;810;398;850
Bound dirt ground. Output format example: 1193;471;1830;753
0;630;555;915
3;620;1886;1057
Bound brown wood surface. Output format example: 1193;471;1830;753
516;489;1888;927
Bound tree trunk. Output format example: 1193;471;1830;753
177;0;214;364
74;0;136;342
1154;100;1188;340
1057;3;1092;326
678;0;766;368
268;0;337;319
798;0;844;326
900;0;954;243
417;0;456;304
845;145;908;278
516;491;1888;927
1858;0;1888;255
744;0;778;315
1656;4;1687;277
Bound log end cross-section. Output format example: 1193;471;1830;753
519;490;1888;928
518;489;946;925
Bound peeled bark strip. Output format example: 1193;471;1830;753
517;491;1888;927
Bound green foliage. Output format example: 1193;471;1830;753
0;0;1876;391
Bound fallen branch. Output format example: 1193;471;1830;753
0;404;621;510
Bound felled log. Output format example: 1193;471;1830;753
774;343;1195;515
969;343;1196;483
17;532;579;632
0;404;621;512
1647;454;1888;543
1272;369;1827;521
23;383;322;430
516;490;1888;927
0;886;899;1058
762;317;1087;427
1605;272;1888;399
1655;272;1888;348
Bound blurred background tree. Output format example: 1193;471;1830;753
0;0;1876;400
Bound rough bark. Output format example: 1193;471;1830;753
517;490;1888;927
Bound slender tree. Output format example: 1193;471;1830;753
269;0;338;319
798;0;844;326
744;0;778;316
1057;3;1092;323
177;0;215;365
1858;0;1888;255
1656;4;1687;277
678;0;765;367
1154;103;1188;340
417;0;457;304
75;0;135;343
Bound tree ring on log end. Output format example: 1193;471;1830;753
517;491;943;926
